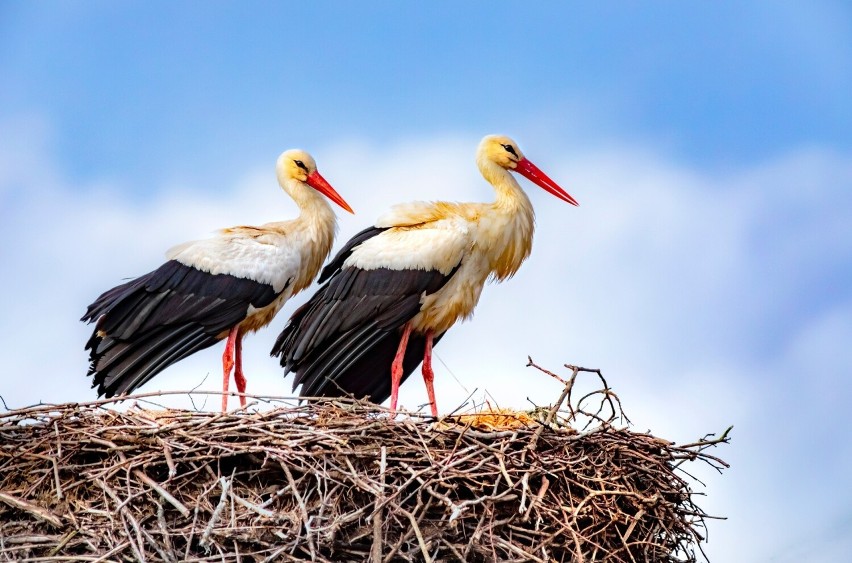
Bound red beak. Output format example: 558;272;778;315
306;171;354;214
513;158;578;206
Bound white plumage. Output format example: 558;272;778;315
82;149;353;411
167;231;303;294
274;135;578;417
346;214;472;275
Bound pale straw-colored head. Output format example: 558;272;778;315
477;135;578;206
276;149;353;213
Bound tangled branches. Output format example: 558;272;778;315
0;363;729;562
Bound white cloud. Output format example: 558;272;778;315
2;118;851;562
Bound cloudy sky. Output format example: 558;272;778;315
2;2;851;560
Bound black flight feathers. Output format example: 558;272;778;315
82;259;280;399
272;226;459;404
317;226;387;284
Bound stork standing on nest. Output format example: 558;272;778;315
82;150;353;411
273;135;577;417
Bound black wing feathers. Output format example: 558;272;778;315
83;260;280;398
318;226;387;283
309;330;446;403
272;226;459;405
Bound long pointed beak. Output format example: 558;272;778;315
513;158;579;206
306;171;354;214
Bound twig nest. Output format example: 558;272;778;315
0;387;728;562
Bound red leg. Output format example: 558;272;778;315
233;329;247;408
221;326;239;412
422;331;438;417
390;323;413;412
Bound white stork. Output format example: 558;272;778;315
273;135;577;416
82;149;353;411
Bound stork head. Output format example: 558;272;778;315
277;149;354;213
478;135;578;206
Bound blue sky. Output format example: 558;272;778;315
2;2;852;561
3;2;851;188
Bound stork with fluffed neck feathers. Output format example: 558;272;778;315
273;135;577;416
82;149;353;411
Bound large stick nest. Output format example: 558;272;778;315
0;362;729;562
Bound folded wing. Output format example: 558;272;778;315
83;258;281;398
273;215;470;403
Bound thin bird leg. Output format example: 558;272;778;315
221;326;239;412
390;323;413;412
422;330;438;417
233;329;247;408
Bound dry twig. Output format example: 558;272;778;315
0;362;729;562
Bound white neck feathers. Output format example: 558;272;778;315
476;157;536;280
280;178;337;291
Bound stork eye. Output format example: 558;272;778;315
294;160;309;172
501;144;519;158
